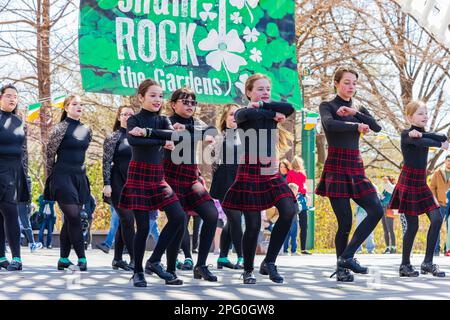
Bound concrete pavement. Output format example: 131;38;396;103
2;249;450;300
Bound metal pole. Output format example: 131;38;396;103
301;118;316;250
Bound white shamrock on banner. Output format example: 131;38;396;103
199;3;218;21
236;74;249;95
230;0;259;10
230;0;259;22
199;29;247;95
230;12;242;24
249;48;262;62
243;27;260;42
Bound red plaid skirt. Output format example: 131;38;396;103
315;146;376;198
222;159;296;211
163;160;212;211
389;165;439;216
118;161;178;211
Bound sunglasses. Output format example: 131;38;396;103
180;99;198;107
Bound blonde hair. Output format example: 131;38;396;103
279;158;292;171
217;104;240;133
405;100;426;118
291;156;305;173
245;74;293;156
288;183;299;194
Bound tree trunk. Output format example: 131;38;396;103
37;0;52;179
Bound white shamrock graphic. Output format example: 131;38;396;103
230;12;242;24
243;27;260;42
230;0;259;22
249;48;262;62
230;0;259;10
199;29;247;95
236;74;249;95
199;3;218;21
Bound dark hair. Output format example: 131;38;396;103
60;95;78;122
113;105;135;131
446;155;450;160
136;78;162;114
169;86;196;103
333;67;359;91
137;78;160;96
168;87;196;116
0;84;19;114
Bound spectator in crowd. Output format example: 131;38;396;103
430;155;450;255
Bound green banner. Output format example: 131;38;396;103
79;0;302;108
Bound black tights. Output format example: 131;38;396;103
133;201;186;273
219;208;243;259
113;207;135;262
242;197;297;271
402;209;442;265
329;192;384;259
179;215;198;260
59;203;86;259
189;201;218;267
0;201;20;258
149;202;186;272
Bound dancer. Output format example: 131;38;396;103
119;78;187;287
389;100;448;277
210;104;244;270
164;87;219;282
45;95;91;271
315;67;384;282
222;73;297;284
102;105;136;271
0;84;30;271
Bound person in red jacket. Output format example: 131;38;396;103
286;156;311;254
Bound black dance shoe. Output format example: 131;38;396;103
145;260;174;281
242;270;256;284
421;262;445;277
131;272;147;287
259;260;283;283
6;260;22;271
399;264;419;277
112;259;132;271
57;259;74;270
77;261;87;271
166;271;183;285
217;259;235;269
193;265;217;282
337;257;368;274
0;259;10;270
330;267;354;282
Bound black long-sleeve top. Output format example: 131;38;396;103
212;128;241;171
0;110;26;161
103;127;132;186
127;108;175;164
234;101;294;160
401;125;447;169
164;113;218;164
319;95;382;149
53;117;91;174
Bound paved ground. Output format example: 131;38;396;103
3;249;450;300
